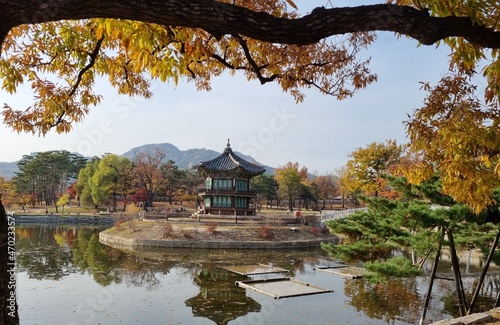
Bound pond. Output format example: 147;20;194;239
14;225;500;325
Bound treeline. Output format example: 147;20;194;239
0;139;412;213
1;149;202;212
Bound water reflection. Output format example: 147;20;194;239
186;266;261;324
14;225;500;325
345;278;423;324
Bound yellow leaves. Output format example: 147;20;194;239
345;139;404;197
405;68;500;214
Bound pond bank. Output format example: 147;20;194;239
99;221;338;249
13;214;116;226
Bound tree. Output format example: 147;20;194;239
312;174;338;210
1;1;500;322
56;194;70;214
298;182;317;211
159;160;183;205
274;162;307;211
404;69;500;213
177;169;204;206
322;173;500;315
75;157;100;208
251;174;279;210
12;150;87;207
1;1;499;136
131;149;170;208
0;1;497;211
322;174;496;272
333;166;353;209
345;139;404;198
0;177;15;208
91;154;134;211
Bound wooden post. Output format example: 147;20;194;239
419;226;445;325
467;230;500;314
447;228;468;316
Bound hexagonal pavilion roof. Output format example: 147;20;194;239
197;140;266;176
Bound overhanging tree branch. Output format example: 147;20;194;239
0;2;499;51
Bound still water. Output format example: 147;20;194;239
14;225;500;325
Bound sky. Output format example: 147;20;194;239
0;1;463;174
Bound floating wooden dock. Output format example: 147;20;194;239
314;265;364;279
235;277;333;299
222;264;289;276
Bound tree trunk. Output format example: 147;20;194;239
0;199;20;325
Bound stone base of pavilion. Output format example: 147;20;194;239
190;213;322;226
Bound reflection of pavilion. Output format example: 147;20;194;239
185;267;261;325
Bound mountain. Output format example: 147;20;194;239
0;161;18;179
0;143;274;179
121;143;275;174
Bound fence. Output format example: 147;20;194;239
320;208;368;224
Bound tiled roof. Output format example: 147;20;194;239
198;140;265;175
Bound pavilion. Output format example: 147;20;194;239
197;140;265;216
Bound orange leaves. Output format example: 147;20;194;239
0;1;378;134
285;0;298;10
405;69;500;213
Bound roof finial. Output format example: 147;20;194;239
223;138;233;153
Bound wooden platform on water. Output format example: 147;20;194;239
314;264;364;279
235;277;333;299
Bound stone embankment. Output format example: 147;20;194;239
14;214;116;226
99;231;337;249
429;308;500;324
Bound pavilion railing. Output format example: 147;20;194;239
198;188;257;196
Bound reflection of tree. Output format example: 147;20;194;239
344;278;423;324
441;275;500;316
121;256;162;290
16;226;74;280
16;225;176;288
185;264;261;325
86;233;124;285
16;226;125;284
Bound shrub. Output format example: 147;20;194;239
181;228;194;239
126;205;142;214
161;222;175;239
309;226;320;236
114;218;125;230
128;219;140;232
257;225;273;239
207;221;218;236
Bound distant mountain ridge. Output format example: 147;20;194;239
0;142;274;179
121;143;274;174
0;161;18;179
